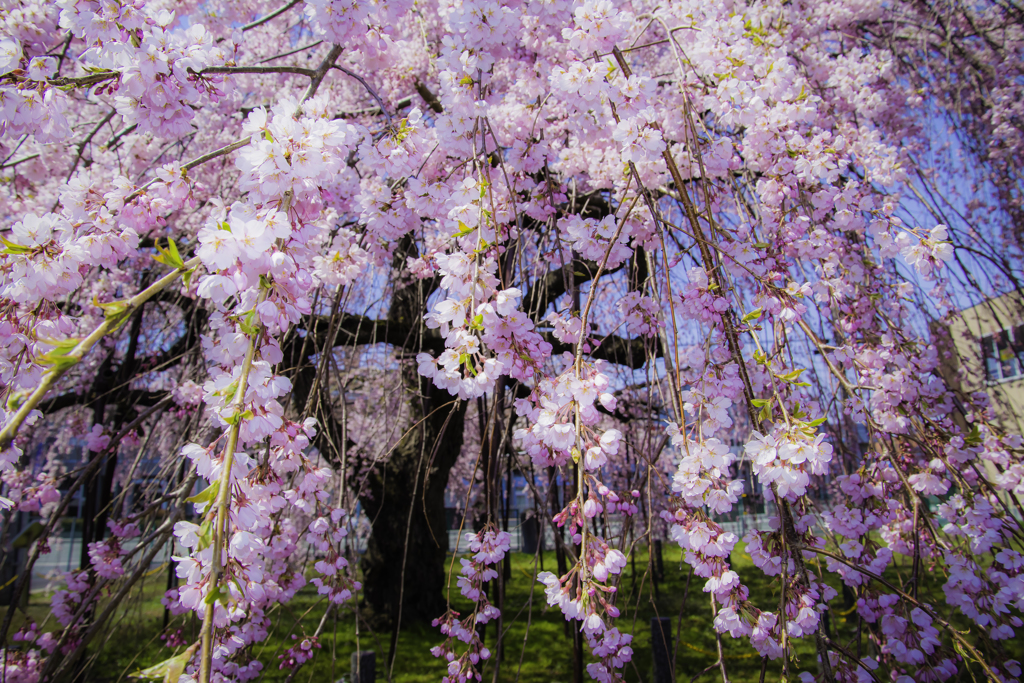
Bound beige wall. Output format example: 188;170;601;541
938;290;1024;434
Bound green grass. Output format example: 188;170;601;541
9;543;1023;682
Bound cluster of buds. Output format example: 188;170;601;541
430;525;510;683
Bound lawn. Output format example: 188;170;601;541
9;542;1021;682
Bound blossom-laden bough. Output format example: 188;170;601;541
0;1;1022;682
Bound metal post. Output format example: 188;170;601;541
351;650;375;683
651;617;673;683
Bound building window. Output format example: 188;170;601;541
982;325;1024;381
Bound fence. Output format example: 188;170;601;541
444;509;779;555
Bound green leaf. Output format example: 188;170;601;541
39;353;78;373
5;390;29;411
776;368;806;383
237;308;260;336
153;238;185;270
95;297;129;319
205;585;228;605
458;353;478;376
41;337;80;356
130;643;198;683
964;424;982;446
750;398;769;407
196;519;213;550
38;338;81;370
0;236;31;255
741;308;763;323
807;417;827;427
167;238;182;265
758;403;772;423
94;296;133;330
186;481;220;508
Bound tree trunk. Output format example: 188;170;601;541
360;236;464;624
359;370;465;623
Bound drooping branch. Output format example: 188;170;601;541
0;256;200;451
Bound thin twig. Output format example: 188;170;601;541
295;44;344;107
0;153;39;169
0;395;173;647
0;258;200;451
257;41;323;64
240;0;303;32
331;64;392;125
800;544;1000;681
65;108;117;182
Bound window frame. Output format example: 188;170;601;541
981;324;1024;383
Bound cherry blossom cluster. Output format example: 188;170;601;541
560;214;632;267
677;268;731;325
0;622;54;683
431;525;509;683
279;635;321;671
419;247;552;399
616;292;662;338
87;520;139;579
895;225;955;280
0;468;59;514
59;1;227;136
309;509;361;605
497;349;635;679
236;97;364;215
512;358;618;469
938;498;1023;640
0;0;1023;681
51;567;94;629
670;431;744;514
304;0;413;55
537;536;632;683
745;429;834;501
172;417;355;681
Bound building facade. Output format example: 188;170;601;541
937;290;1024;434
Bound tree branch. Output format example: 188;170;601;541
197;65;317;78
331;64;393;124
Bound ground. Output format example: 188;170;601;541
8;542;1020;682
